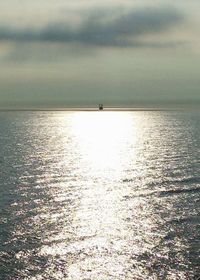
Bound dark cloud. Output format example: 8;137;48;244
0;6;184;47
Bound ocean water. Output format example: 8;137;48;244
0;111;199;280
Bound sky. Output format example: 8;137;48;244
0;0;200;109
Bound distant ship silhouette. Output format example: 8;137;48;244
99;104;103;110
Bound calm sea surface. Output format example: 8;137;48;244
0;111;199;280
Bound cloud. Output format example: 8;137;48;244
0;6;184;47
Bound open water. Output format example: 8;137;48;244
0;111;199;279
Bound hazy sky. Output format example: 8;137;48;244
0;0;200;108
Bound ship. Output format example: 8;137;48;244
99;104;103;110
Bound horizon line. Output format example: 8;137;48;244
0;106;200;112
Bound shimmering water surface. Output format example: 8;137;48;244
0;111;200;280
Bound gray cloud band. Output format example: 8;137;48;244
0;6;183;47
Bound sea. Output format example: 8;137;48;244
0;110;199;280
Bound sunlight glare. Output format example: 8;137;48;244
70;112;135;180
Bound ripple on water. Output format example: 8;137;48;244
0;111;200;279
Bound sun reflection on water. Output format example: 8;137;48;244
69;112;135;235
71;112;136;177
65;112;153;279
4;111;194;280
